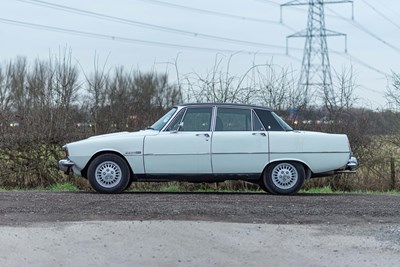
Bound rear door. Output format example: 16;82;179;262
211;107;269;174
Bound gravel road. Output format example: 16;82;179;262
0;192;399;225
0;192;399;267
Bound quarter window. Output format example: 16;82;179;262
252;111;265;131
254;109;284;131
165;109;185;131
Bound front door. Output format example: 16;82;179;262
144;107;213;175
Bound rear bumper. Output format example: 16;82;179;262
58;159;75;175
346;156;358;171
334;156;358;174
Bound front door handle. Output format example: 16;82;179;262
252;132;266;136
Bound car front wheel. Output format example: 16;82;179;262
88;154;130;194
261;162;305;195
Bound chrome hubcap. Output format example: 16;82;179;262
271;163;298;190
95;161;122;188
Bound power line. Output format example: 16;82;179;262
373;1;400;19
326;7;400;55
17;0;288;51
255;0;345;20
361;0;400;32
252;0;280;6
358;85;384;95
135;0;281;25
9;1;392;82
135;0;297;31
331;50;391;77
0;17;289;57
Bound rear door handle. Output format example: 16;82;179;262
196;133;210;138
252;132;266;136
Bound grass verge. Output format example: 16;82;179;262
0;183;398;194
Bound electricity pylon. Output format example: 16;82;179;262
281;0;353;105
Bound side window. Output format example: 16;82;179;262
254;109;283;131
179;107;212;132
215;108;251;131
252;111;265;131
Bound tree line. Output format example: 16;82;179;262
0;52;399;191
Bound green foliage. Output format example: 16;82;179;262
0;182;79;192
0;182;398;194
45;182;80;192
300;186;399;195
300;186;334;194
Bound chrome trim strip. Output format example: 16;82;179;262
124;151;142;156
270;151;350;155
144;151;349;156
142;136;147;174
212;152;269;155
210;106;217;173
144;153;211;156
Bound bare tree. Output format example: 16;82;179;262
180;54;279;104
0;66;12;112
81;54;110;134
9;57;28;114
0;50;81;187
253;63;305;111
386;72;400;109
322;66;358;119
131;70;181;129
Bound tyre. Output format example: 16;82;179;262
258;181;272;193
88;154;130;194
262;162;305;195
125;179;134;190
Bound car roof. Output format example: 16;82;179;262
176;103;272;111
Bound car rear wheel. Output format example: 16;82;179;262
258;181;272;193
261;162;305;195
125;179;134;190
88;154;130;193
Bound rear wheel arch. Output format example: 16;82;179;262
260;160;308;195
262;160;311;180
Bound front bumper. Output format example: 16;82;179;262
58;159;75;174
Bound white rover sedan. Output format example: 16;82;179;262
59;103;357;195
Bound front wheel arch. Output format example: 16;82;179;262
82;151;135;181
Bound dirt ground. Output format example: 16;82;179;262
0;191;399;225
1;192;400;267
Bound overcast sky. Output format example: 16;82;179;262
1;0;399;108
